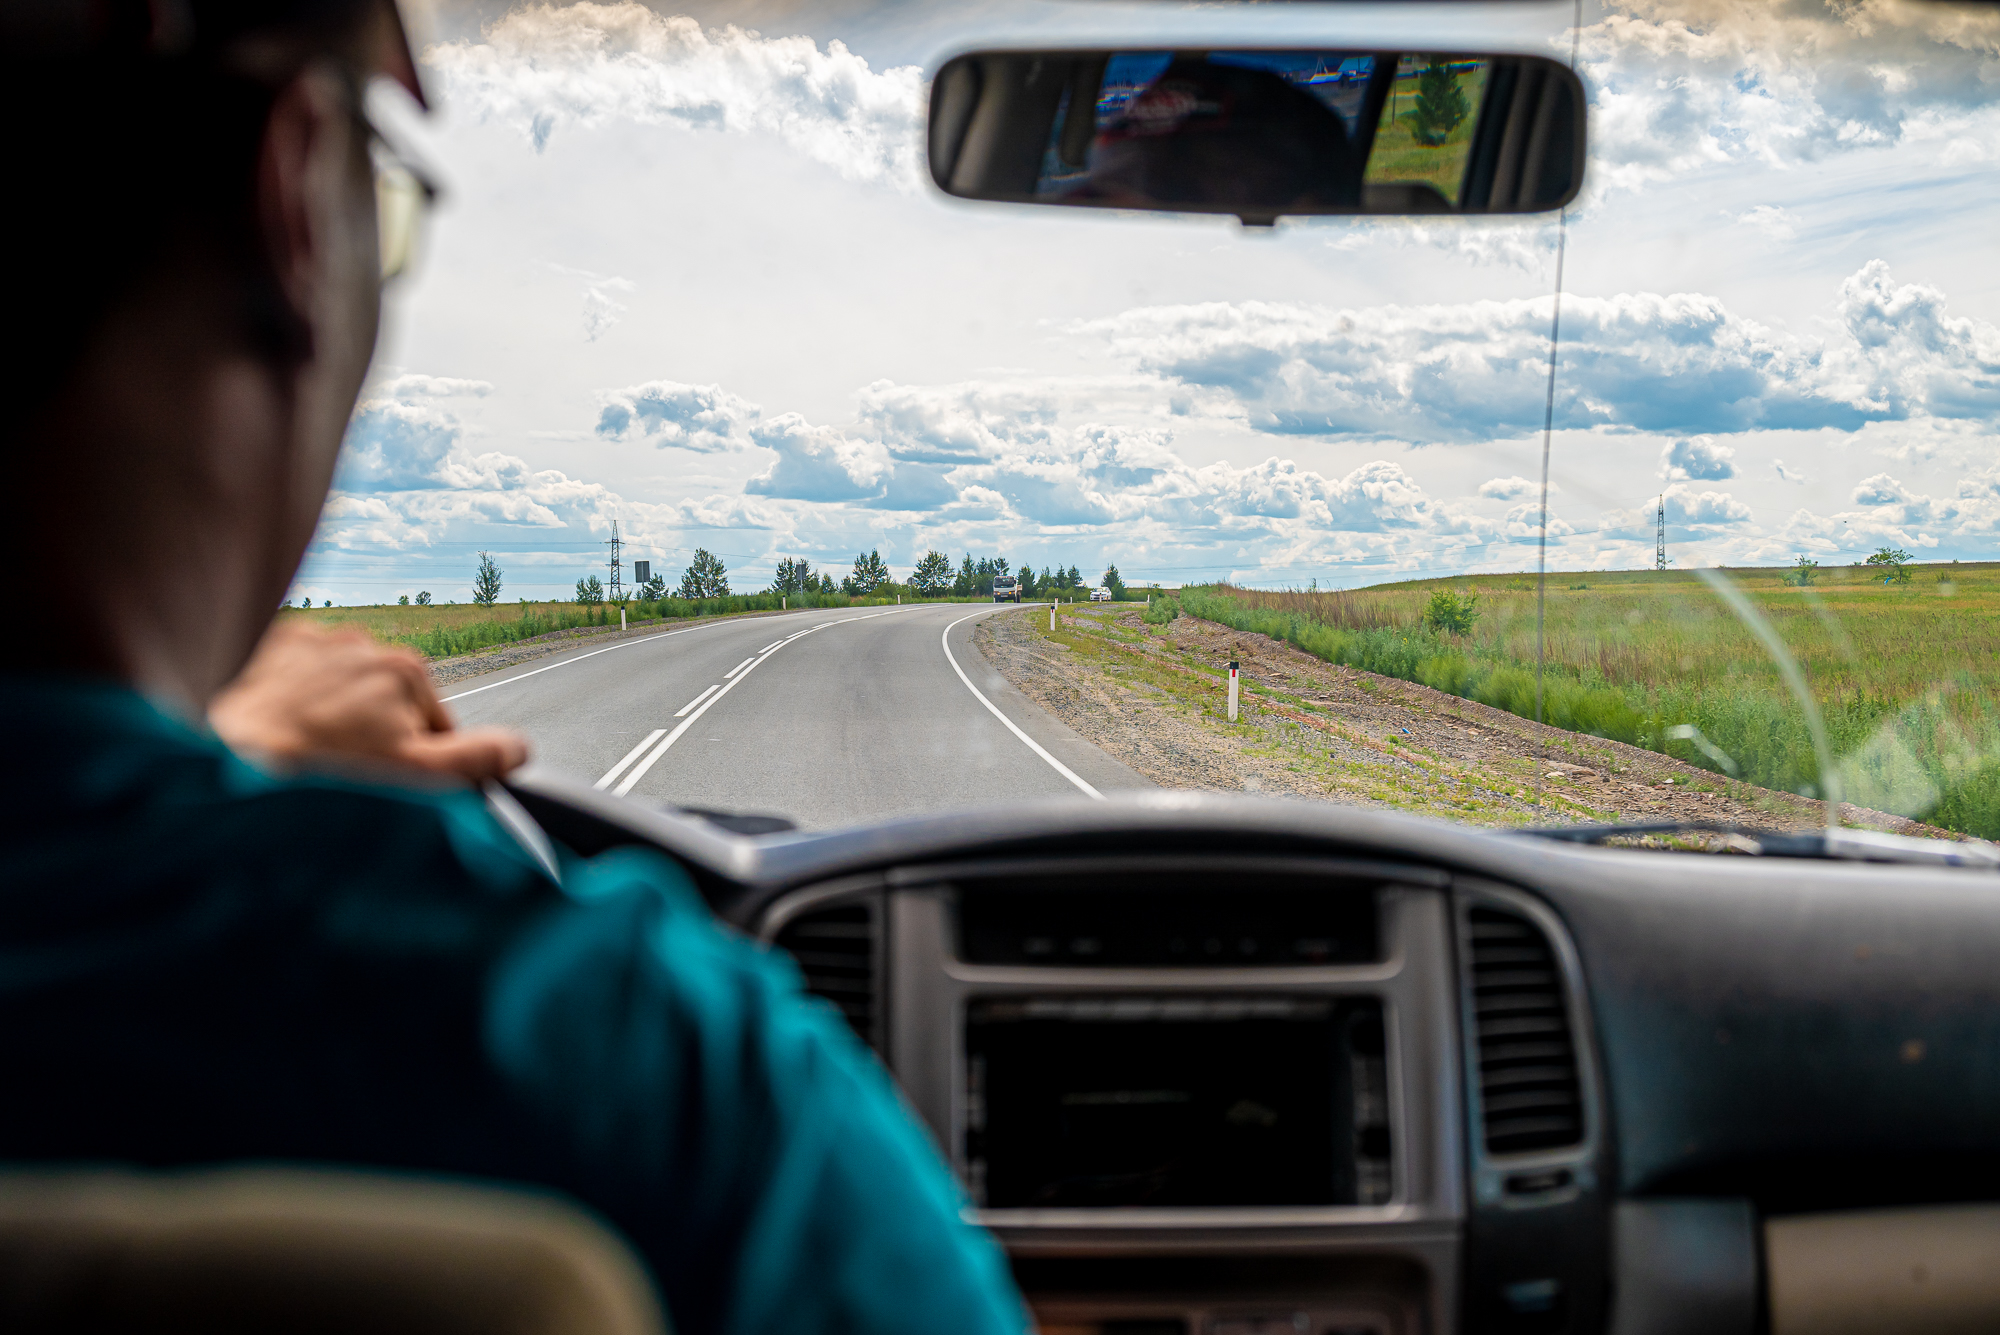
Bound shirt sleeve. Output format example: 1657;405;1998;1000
481;845;1029;1335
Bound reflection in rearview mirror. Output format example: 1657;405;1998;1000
928;49;1585;224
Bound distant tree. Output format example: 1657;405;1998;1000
814;572;838;595
1412;57;1470;146
1066;564;1083;588
322;600;332;608
298;596;311;609
842;549;891;596
415;591;432;606
679;548;730;598
1785;555;1820;587
640;573;667;600
398;594;410;606
771;556;822;595
473;551;503;607
953;554;977;597
575;575;604;604
1102;564;1127;599
909;549;953;597
1018;565;1042;599
1863;545;1914;583
1421;588;1481;635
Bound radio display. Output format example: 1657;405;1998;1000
965;996;1390;1209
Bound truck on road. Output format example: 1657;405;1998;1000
992;575;1021;602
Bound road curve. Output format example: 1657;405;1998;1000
445;603;1151;829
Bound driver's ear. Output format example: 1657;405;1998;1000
253;67;366;356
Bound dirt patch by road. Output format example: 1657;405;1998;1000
976;603;1945;837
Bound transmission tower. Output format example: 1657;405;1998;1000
607;519;625;600
1655;494;1666;571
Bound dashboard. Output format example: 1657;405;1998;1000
507;775;2000;1335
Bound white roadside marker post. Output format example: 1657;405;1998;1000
620;607;627;631
1050;602;1056;631
1228;660;1240;722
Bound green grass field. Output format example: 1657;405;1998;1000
278;588;987;660
1167;562;2000;837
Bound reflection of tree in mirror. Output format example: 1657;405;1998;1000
1413;58;1470;146
1365;60;1488;205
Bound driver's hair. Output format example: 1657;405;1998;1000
2;0;383;448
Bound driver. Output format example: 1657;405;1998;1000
0;2;1025;1332
1068;58;1362;213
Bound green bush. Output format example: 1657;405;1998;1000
1421;588;1480;635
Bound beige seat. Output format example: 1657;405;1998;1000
0;1166;669;1335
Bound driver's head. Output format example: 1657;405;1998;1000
3;0;425;702
1082;59;1361;213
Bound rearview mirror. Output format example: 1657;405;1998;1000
928;49;1584;224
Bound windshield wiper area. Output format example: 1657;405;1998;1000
1519;821;2000;869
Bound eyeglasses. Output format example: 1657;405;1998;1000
368;125;438;283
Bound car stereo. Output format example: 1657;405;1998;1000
965;995;1391;1209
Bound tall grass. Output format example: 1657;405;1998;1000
1173;564;2000;837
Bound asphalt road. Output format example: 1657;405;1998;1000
445;603;1151;829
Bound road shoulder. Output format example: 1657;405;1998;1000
976;603;1943;836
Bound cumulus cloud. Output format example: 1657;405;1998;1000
1581;0;2000;193
426;3;924;185
745;413;889;501
1664;435;1736;480
1479;475;1538;501
328;378;624;545
595;379;760;450
1081;262;2000;443
1775;458;1808;483
855;380;1061;463
370;373;493;398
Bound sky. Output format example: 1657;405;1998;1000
293;0;2000;604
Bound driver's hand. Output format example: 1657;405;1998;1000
209;621;529;783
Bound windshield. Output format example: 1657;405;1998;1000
295;0;2000;845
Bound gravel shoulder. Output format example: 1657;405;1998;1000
976;603;1948;837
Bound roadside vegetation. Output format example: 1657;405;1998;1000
1144;560;2000;838
284;544;1131;665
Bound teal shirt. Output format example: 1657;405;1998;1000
0;676;1025;1335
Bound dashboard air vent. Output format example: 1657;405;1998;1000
1467;906;1583;1155
774;900;880;1053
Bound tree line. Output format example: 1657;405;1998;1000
372;548;1134;611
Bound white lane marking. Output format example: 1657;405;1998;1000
593;729;666;790
723;657;756;679
608;603;922;798
614;653;777;795
674;684;721;718
759;642;782;653
941;609;1104;800
440;612;811;703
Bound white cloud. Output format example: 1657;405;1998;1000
1581;0;2000;193
549;264;634;341
1479;475;1539;501
595;379;760;450
1738;204;1798;240
1078;262;2000;444
1664;435;1736;480
425;3;924;185
745;413;889;501
1775;458;1808;483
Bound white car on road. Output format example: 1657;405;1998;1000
1090;587;1112;602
